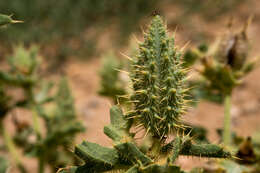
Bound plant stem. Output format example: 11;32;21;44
38;156;45;173
25;86;44;173
223;94;231;146
150;137;162;159
32;108;41;139
0;121;27;173
25;86;41;139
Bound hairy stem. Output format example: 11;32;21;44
223;94;231;146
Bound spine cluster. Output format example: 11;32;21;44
128;16;187;139
59;16;232;173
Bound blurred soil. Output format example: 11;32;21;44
3;0;260;172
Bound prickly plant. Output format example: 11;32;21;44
59;15;231;173
31;78;85;173
0;14;22;27
126;15;188;140
98;52;127;103
9;44;38;76
0;14;28;173
0;42;84;173
183;17;258;146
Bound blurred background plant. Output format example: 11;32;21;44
180;17;260;172
98;52;127;104
0;19;85;172
183;17;259;146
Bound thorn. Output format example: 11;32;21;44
8;14;24;24
140;25;146;36
120;52;133;61
115;68;129;74
132;34;142;44
187;128;193;136
173;25;179;38
180;41;191;53
232;155;242;160
242;14;254;35
118;94;130;99
135;123;144;129
144;127;150;138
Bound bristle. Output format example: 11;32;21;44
119;52;133;61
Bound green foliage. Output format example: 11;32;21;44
183;43;208;68
9;44;38;76
209;21;256;93
0;156;9;173
31;78;85;172
60;106;230;173
0;45;37;88
59;16;230;173
0;44;84;173
98;53;127;103
184;18;258;103
183;17;258;146
55;78;76;118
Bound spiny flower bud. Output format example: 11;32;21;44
213;17;252;71
9;44;38;75
127;16;188;139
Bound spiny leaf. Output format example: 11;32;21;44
115;142;152;166
104;106;132;143
75;141;119;170
0;14;22;27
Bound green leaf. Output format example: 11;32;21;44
0;156;9;173
75;141;119;170
104;106;132;142
115;142;152;166
180;142;231;158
